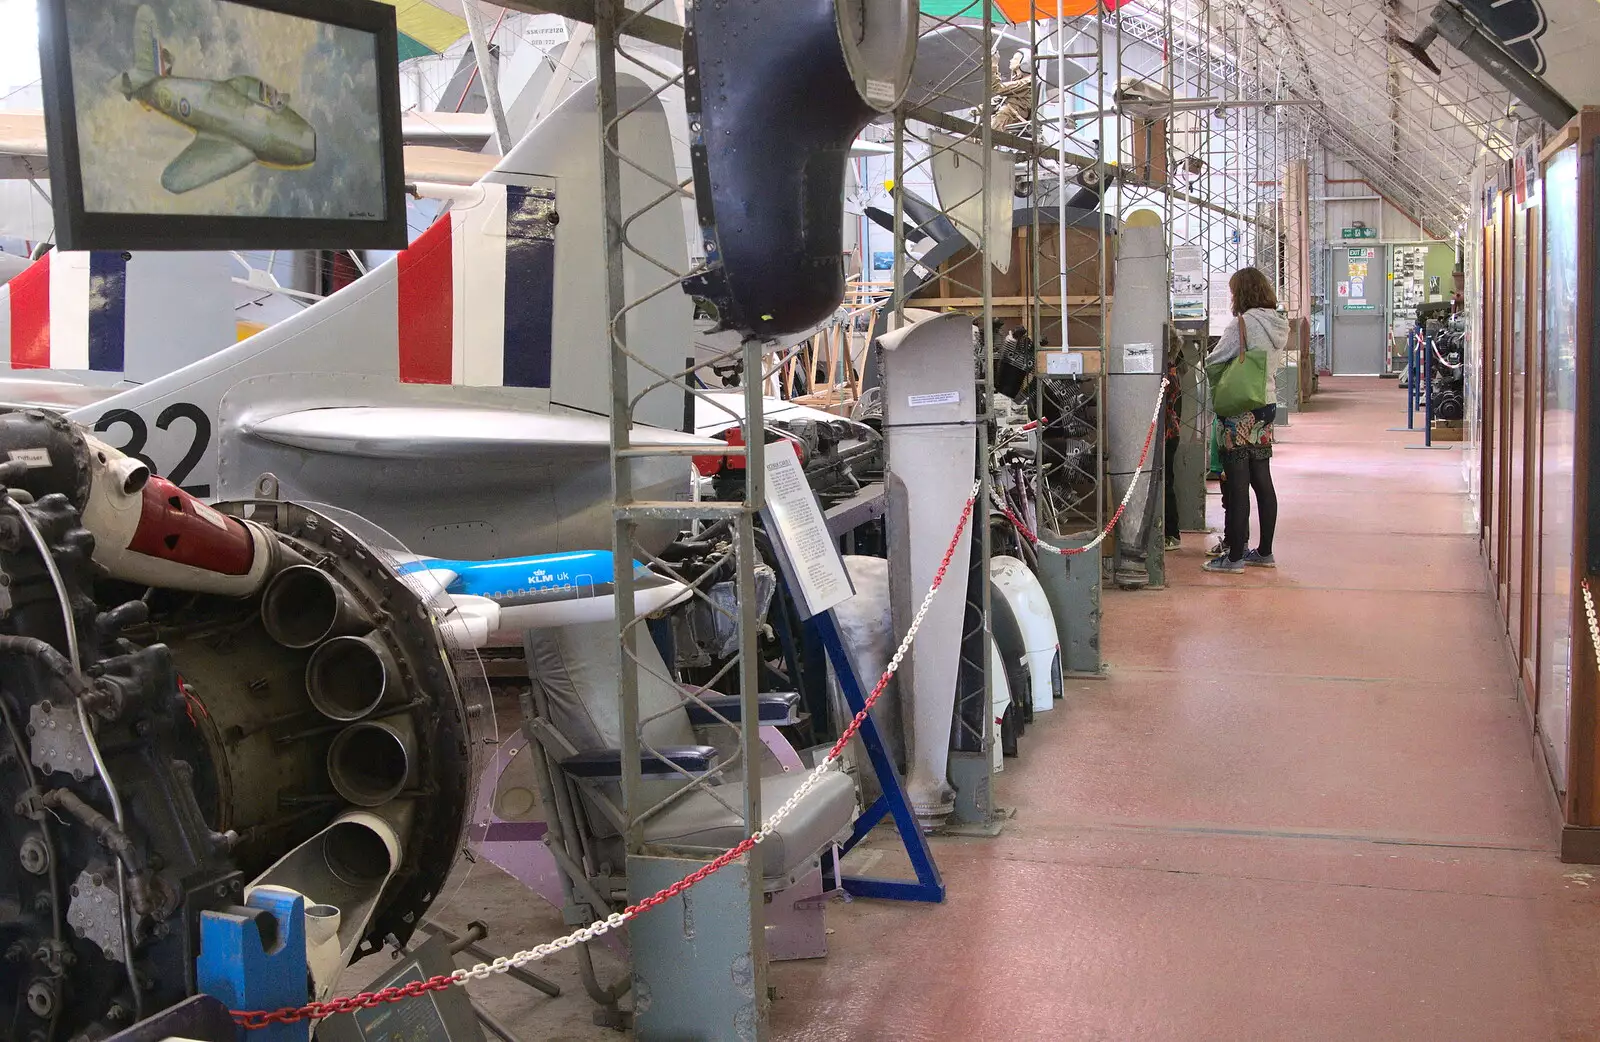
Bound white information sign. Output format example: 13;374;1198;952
1172;244;1205;278
1045;351;1084;376
1208;281;1234;336
1122;342;1156;374
760;440;854;619
908;391;961;408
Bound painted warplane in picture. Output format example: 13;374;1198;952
118;4;317;194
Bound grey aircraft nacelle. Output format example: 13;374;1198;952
121;4;316;194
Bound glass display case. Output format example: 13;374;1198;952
1539;144;1578;789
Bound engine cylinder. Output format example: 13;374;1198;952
306;634;399;722
322;819;397;886
327;720;415;808
261;565;372;649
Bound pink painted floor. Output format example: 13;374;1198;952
769;378;1600;1041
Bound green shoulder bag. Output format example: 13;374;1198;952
1210;315;1270;417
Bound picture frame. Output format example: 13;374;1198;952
38;0;407;251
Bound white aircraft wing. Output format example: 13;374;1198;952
695;391;860;436
244;406;722;461
0;378;122;411
0;111;48;179
403;145;497;186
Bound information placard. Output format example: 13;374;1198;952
759;439;854;619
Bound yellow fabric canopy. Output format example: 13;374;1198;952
372;0;469;57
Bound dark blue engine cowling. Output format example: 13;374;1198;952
1458;0;1546;73
681;0;916;340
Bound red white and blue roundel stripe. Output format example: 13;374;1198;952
0;183;556;390
0;251;127;373
396;182;556;388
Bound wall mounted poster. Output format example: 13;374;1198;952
40;0;406;249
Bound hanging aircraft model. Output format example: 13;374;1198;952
120;5;317;194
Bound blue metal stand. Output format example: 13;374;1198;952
1388;328;1420;432
810;609;945;903
1406;326;1453;451
196;888;310;1042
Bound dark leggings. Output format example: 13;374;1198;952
1165;437;1180;538
1222;454;1277;561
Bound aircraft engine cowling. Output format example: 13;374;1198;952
0;415;486;1040
681;0;918;338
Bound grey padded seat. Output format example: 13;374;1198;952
526;620;857;887
640;769;857;885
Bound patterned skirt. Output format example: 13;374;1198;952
1219;405;1275;462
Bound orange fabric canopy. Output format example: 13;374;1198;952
993;0;1127;18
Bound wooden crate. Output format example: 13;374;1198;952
909;222;1114;305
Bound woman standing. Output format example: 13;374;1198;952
1163;331;1184;551
1203;267;1288;574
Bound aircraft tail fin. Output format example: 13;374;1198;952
130;5;159;88
0;250;236;380
60;75;690;495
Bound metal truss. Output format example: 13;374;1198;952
595;0;768;996
892;4;1007;822
1114;0;1536;236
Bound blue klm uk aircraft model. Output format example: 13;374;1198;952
118;4;317;194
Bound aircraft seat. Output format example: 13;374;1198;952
522;619;858;892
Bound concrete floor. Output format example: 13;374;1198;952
393;377;1600;1041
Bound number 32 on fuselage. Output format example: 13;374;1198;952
92;403;213;498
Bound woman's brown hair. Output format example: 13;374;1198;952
1229;267;1277;315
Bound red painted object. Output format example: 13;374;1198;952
126;476;256;576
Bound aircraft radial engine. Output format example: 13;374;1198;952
0;411;484;1041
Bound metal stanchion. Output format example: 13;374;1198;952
1407;326;1453;450
1388;327;1419;432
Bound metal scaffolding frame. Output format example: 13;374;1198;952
593;0;770;1028
890;2;1008;827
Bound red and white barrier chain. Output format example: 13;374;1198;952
993;377;1169;556
232;478;983;1030
1582;579;1599;668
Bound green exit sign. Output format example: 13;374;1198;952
1341;227;1377;239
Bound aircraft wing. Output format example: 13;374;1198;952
244;406;723;462
0;378;122;411
403;145;496;187
0;111;47;179
695;391;861;436
162;133;257;195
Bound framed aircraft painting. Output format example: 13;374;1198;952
38;0;407;251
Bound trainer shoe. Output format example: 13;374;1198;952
1243;549;1276;568
1206;539;1228;558
1202;556;1245;573
1164;536;1182;551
